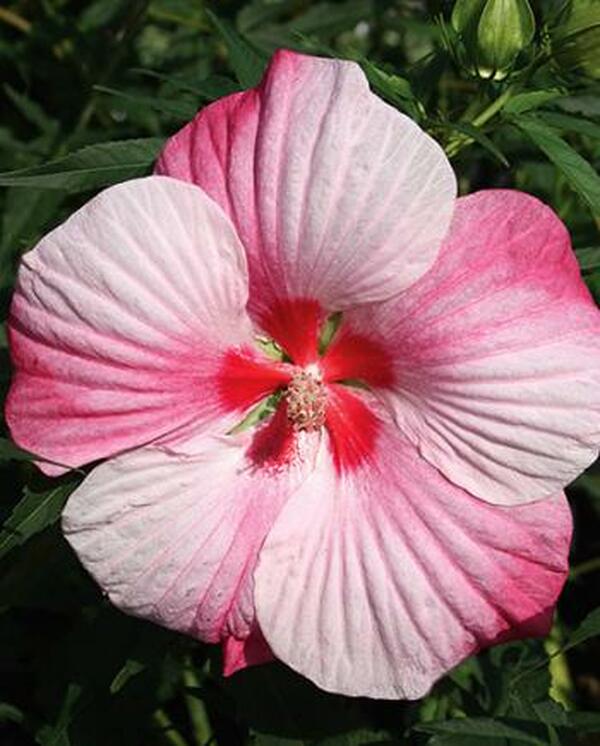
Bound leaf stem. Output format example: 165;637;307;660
445;84;516;158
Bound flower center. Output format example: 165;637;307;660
286;365;327;431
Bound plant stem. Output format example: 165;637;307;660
153;709;190;746
0;7;31;33
545;621;574;709
445;84;516;158
183;662;214;746
472;85;516;128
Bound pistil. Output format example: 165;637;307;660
286;367;327;431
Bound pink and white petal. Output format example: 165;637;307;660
156;49;456;317
7;176;255;473
342;190;600;505
254;418;572;699
62;423;320;646
222;626;274;677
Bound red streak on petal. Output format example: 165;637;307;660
326;384;379;474
247;400;296;468
259;298;322;366
322;331;395;387
218;347;292;412
222;626;274;677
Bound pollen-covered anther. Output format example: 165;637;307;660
286;367;327;432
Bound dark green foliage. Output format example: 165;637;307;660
1;1;599;745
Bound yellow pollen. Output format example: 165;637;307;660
286;368;327;431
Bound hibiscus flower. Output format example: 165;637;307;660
6;50;600;699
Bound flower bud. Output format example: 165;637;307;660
452;0;536;80
551;0;600;80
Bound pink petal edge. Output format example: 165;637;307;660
343;189;600;505
156;49;457;319
222;626;274;677
62;423;321;645
7;176;253;473
254;409;572;699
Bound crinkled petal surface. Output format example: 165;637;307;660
254;415;572;700
342;190;600;505
7;176;253;473
62;425;319;643
156;49;456;317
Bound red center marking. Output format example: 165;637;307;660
246;399;296;469
218;346;291;413
326;384;380;473
217;299;394;473
321;329;394;388
258;298;322;366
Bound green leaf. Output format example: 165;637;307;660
0;437;38;462
575;246;600;272
289;0;374;36
252;735;306;745
0;138;165;192
546;726;561;746
109;659;146;694
78;0;126;31
1;187;66;286
563;606;600;651
237;0;297;33
362;60;420;119
4;85;59;136
508;699;600;737
132;68;241;100
30;607;183;746
554;94;600;117
0;483;76;560
427;734;496;746
1;187;64;253
0;702;24;724
503;90;563;115
442;120;509;166
536;111;600;139
569;711;600;733
254;732;395;746
513;116;600;214
0;126;30;155
531;700;568;729
513;607;600;690
571;472;600;501
226;663;372;741
148;0;209;29
36;682;82;746
206;10;267;88
94;85;198;120
415;717;547;744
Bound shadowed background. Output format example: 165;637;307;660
1;1;599;744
